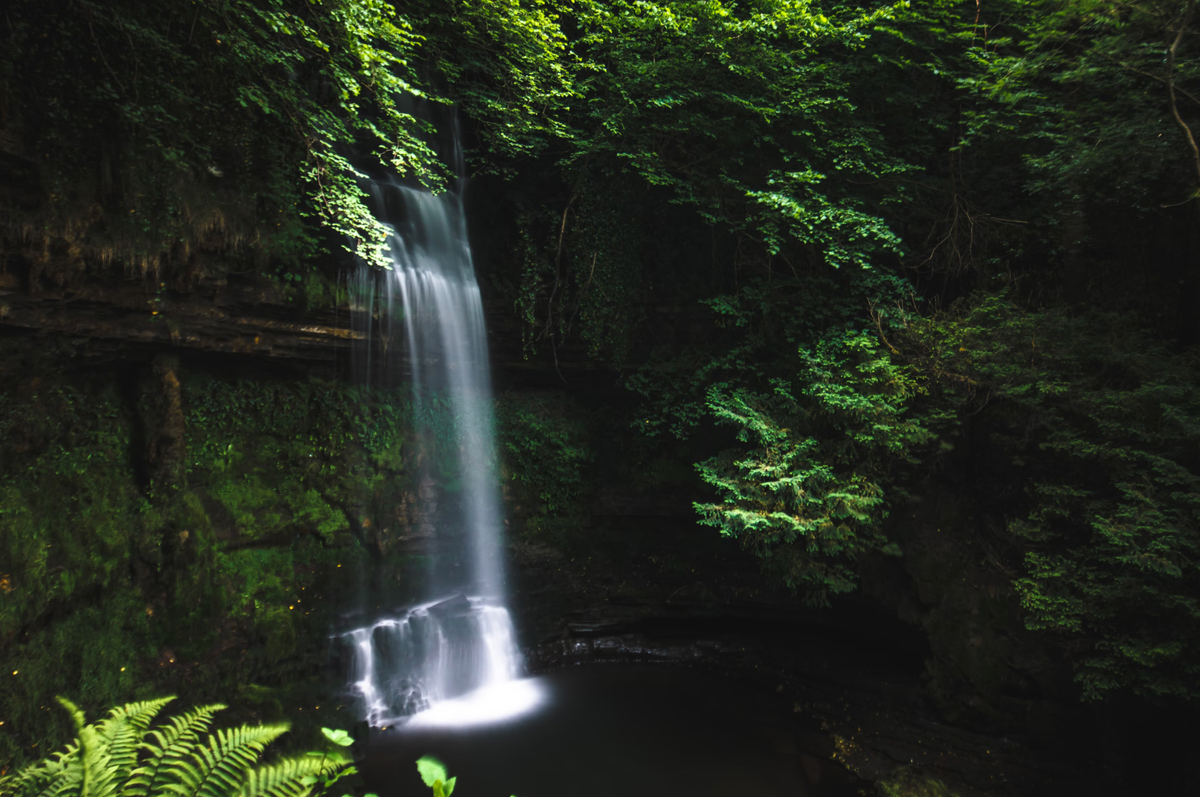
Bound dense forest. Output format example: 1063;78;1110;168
1;1;1199;795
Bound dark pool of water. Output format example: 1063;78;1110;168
361;664;861;797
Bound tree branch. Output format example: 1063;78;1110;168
540;193;577;344
1087;47;1200;108
1166;0;1200;198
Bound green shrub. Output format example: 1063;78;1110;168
496;393;595;533
695;331;930;605
902;293;1200;700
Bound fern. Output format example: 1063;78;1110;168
57;697;116;797
96;698;176;789
126;705;226;797
0;699;349;797
182;725;290;797
240;754;347;797
2;750;77;797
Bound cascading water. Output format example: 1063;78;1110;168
339;117;529;727
355;173;504;595
345;596;520;725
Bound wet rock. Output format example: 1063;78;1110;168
427;593;472;618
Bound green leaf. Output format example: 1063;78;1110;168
320;728;354;748
415;757;448;788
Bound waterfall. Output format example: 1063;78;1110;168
345;596;520;725
339;117;525;727
361;177;504;594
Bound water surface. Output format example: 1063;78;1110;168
362;665;856;797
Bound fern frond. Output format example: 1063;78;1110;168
55;697;118;797
39;747;85;797
0;750;77;797
174;724;290;797
28;764;84;797
238;752;347;797
125;705;226;797
56;698;88;739
5;700;328;797
0;759;57;797
96;698;176;787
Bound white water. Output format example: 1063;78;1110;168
368;178;504;593
341;120;522;727
345;596;523;726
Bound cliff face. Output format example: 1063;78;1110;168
0;269;356;367
0;204;621;761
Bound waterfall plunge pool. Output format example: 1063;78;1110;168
359;664;859;797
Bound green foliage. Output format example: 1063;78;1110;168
616;267;920;602
1;0;454;273
514;0;1199;709
0;697;348;797
695;331;930;604
514;176;648;364
505;0;926;363
318;728;352;749
496;392;595;533
409;0;583;169
183;378;405;547
0;586;155;767
877;766;962;797
0;373;459;762
959;0;1200;211
415;757;456;797
0;382;143;638
901;293;1200;701
567;0;908;258
932;0;1200;318
629;269;912;440
0;0;1197;754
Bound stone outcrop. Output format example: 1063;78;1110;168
0;268;360;367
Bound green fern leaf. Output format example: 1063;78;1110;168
125;705;226;797
0;750;77;797
56;697;118;797
6;699;346;797
177;725;290;797
96;698;175;788
237;753;346;797
0;759;55;797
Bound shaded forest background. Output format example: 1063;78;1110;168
1;0;1199;791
